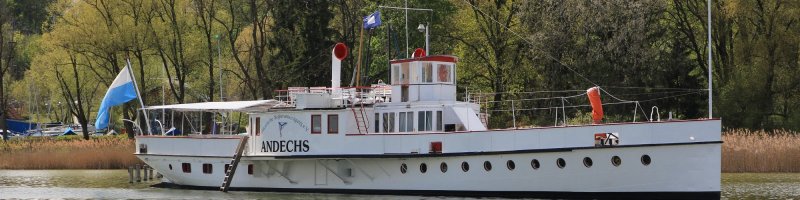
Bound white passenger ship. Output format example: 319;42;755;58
135;43;721;199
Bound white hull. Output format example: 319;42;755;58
136;120;721;199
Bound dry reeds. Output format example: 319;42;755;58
722;129;800;173
0;135;142;169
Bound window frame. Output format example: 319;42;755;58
202;163;213;174
311;114;322;134
327;114;339;134
182;163;191;173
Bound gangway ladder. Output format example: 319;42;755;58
220;136;249;192
351;100;369;134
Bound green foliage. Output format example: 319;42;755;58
0;0;795;134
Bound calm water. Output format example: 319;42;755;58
0;170;798;199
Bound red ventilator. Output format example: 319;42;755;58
587;87;604;124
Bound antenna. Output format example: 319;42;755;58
707;0;713;118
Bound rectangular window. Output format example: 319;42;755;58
391;65;400;84
422;63;433;82
437;64;451;83
382;113;389;133
224;164;230;174
426;111;433;131
328;115;339;134
182;163;191;173
374;113;380;133
405;112;414;132
436;111;443;131
255;117;261;136
250;118;253;136
389;113;396;132
399;112;407;132
202;163;213;174
401;63;410;84
311;115;322;134
418;111;433;131
248;164;254;175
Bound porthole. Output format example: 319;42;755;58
506;160;516;171
461;162;470;172
641;155;651;166
484;161;492;171
400;163;407;174
583;157;593;168
168;164;173;170
556;158;566;169
612;156;622;167
440;162;448;173
420;163;428;173
531;159;540;170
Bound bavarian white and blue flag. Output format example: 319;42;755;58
363;11;381;29
94;65;138;130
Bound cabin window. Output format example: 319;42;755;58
255;117;261;136
311;115;322;134
224;164;230;174
436;111;443;131
202;163;213;174
437;64;452;83
327;115;339;134
399;112;407;132
383;112;395;133
422;63;433;83
182;163;191;173
641;155;652;166
418;111;433;131
374;113;380;133
399;112;413;132
248;164;254;175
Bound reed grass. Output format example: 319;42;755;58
0;135;142;169
722;129;800;173
0;129;797;171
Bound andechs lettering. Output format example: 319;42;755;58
260;140;310;152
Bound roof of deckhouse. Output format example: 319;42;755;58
389;55;458;64
144;100;282;112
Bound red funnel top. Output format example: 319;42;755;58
333;43;348;60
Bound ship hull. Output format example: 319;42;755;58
137;141;720;199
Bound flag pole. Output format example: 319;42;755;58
125;58;152;135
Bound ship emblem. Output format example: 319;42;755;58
278;122;288;137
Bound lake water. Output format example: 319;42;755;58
0;170;797;199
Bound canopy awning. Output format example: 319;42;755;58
144;100;282;112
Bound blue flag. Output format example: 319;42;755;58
363;11;381;29
94;65;138;130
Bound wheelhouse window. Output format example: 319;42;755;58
182;163;191;173
327;115;339;134
202;163;213;174
311;115;322;134
437;64;452;83
418;111;433;131
422;63;433;83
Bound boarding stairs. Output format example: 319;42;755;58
351;100;369;134
220;136;249;192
